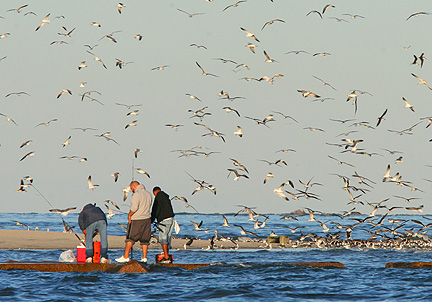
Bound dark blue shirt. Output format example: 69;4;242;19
78;203;107;231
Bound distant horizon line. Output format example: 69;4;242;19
1;212;430;216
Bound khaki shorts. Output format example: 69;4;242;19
125;218;151;245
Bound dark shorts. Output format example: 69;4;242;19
126;218;151;245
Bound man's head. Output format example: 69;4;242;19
152;186;161;196
130;181;140;193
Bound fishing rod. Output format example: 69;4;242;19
26;181;85;245
131;152;135;181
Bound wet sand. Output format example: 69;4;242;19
0;229;270;250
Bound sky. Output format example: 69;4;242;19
1;0;432;215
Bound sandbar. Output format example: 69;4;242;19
0;229;270;250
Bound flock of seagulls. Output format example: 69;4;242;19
2;2;432;249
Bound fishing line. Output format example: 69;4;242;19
131;153;135;181
28;182;84;245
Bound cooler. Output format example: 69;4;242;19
77;245;86;263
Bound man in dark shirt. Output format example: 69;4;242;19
151;187;175;262
78;203;109;263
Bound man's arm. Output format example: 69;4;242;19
128;210;135;224
151;199;158;223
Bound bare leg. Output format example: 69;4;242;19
142;244;149;259
123;241;133;258
162;244;169;258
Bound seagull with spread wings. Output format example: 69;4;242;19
0;113;18;125
87;175;99;190
7;4;29;13
49;207;77;216
177;8;205;18
223;1;247;11
402;97;415;112
261;18;285;30
412;73;432;90
376;109;388;127
87;51;107;69
195;61;218;77
240;27;260;42
35;13;50;31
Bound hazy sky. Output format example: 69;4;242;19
1;0;432;215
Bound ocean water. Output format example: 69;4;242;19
1;213;432;301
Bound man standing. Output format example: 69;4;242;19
78;203;109;263
151;186;175;263
116;181;152;263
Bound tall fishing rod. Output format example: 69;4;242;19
131;155;135;181
27;181;85;245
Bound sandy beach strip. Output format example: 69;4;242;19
0;229;270;250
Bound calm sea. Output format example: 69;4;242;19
1;213;432;301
